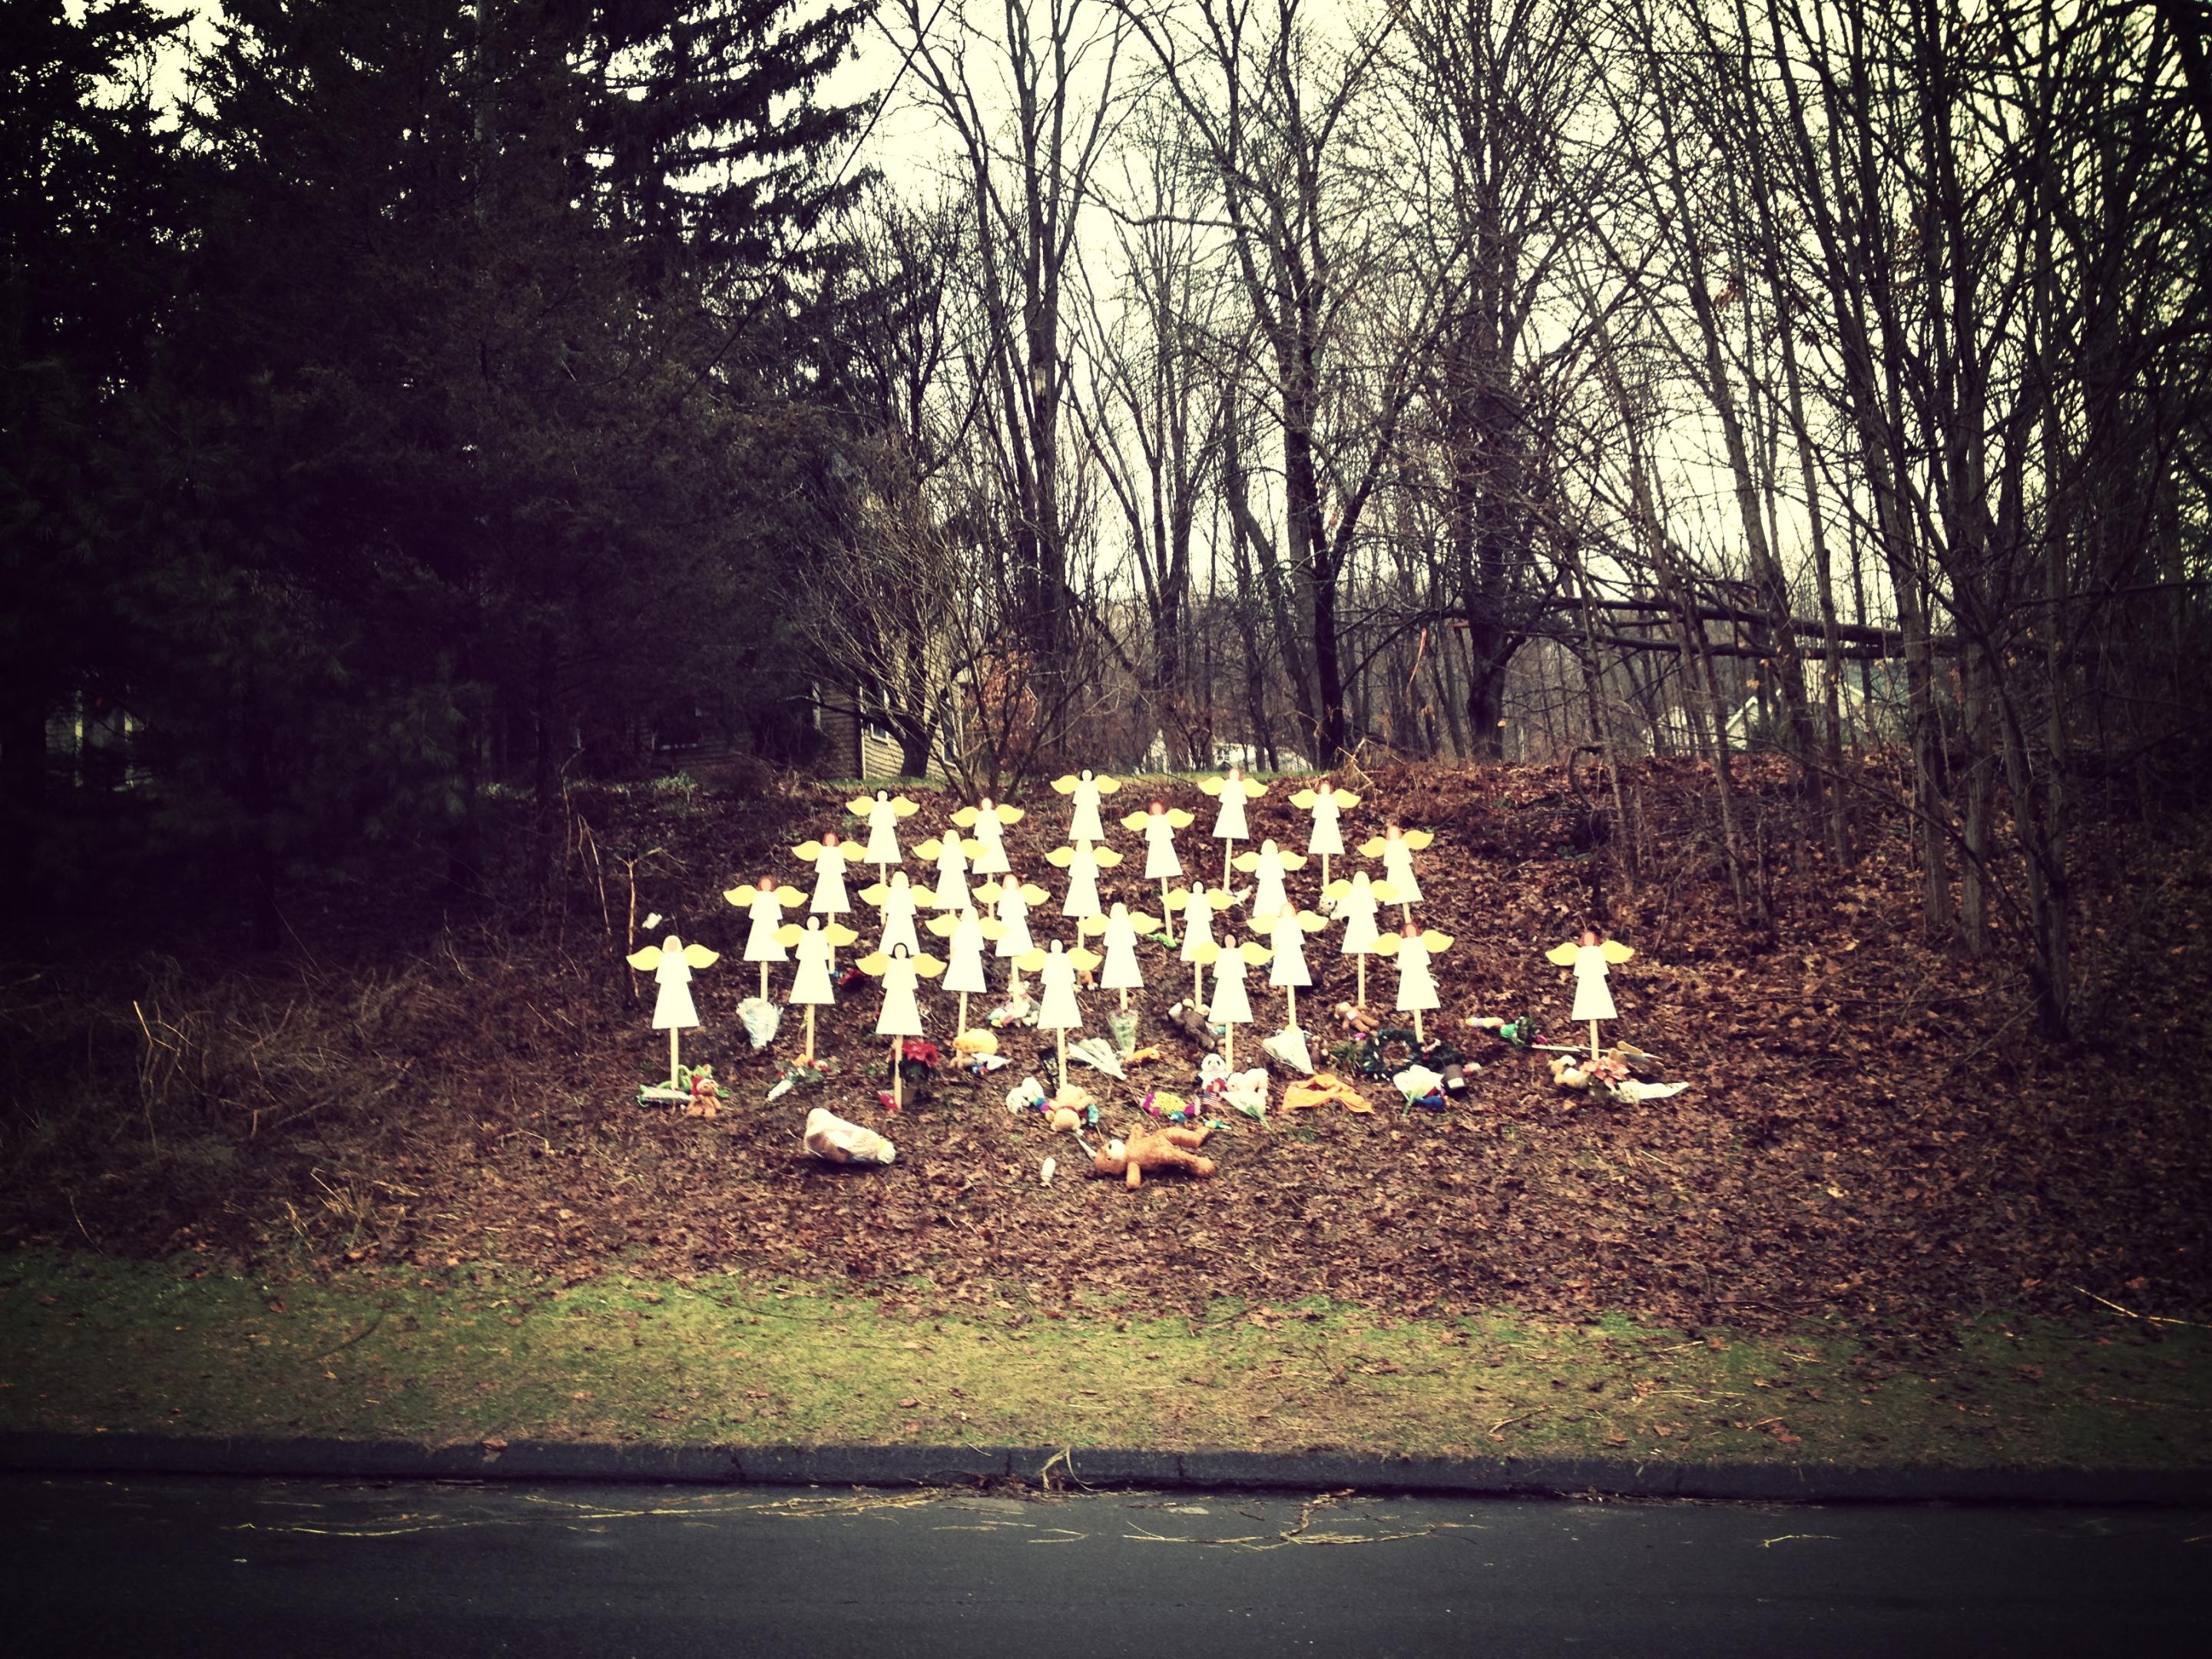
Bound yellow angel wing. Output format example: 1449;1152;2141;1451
1197;777;1226;796
859;882;889;906
1120;809;1153;833
1078;915;1109;937
1290;788;1318;809
1546;941;1581;965
893;798;922;818
914;836;944;859
923;914;959;939
1161;886;1191;912
1050;774;1079;795
1068;946;1102;973
912;954;945;978
1207;889;1238;913
1421;930;1454;955
997;804;1025;824
854;952;890;977
845;796;873;816
777;886;805;908
1129;911;1161;933
1602;939;1636;963
1371;880;1402;904
950;806;980;828
1296;911;1327;934
1358;836;1388;857
1092;846;1124;867
1241;778;1268;797
793;839;825;862
1371;935;1402;959
773;923;805;948
1013;948;1048;973
1166;807;1194;829
1095;775;1121;793
1402;829;1435;850
1279;850;1307;870
1045;846;1075;868
837;841;866;863
722;886;749;906
681;943;719;969
1231;849;1260;873
1238;940;1274;965
826;922;859;947
1323;878;1350;900
1336;790;1361;810
977;917;1007;939
1019;882;1049;906
1185;941;1222;965
624;945;662;970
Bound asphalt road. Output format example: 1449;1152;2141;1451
5;1474;2205;1657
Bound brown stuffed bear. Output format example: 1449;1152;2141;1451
1092;1124;1217;1189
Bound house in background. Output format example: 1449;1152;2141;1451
809;682;945;783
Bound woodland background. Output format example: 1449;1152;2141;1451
6;0;2211;1051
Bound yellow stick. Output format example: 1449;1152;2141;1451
1320;852;1331;891
1194;961;1204;1006
1414;1008;1425;1044
1224;1025;1236;1069
1222;842;1232;889
959;991;969;1035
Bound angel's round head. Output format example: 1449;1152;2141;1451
890;942;910;959
1080;767;1094;782
1261;838;1278;853
1319;780;1335;796
756;876;773;892
664;933;682;951
1580;926;1603;946
876;789;889;803
1401;919;1421;938
1227;763;1243;780
1150;798;1165;815
1386;823;1404;840
823;830;841;846
980;796;995;812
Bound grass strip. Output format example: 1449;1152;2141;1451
3;1249;2207;1468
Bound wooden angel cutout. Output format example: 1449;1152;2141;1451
1290;780;1359;888
793;830;866;929
1232;837;1307;928
1325;870;1402;1008
1373;922;1455;1041
912;831;980;913
1015;939;1103;1091
1257;906;1328;1031
1123;799;1196;932
1051;768;1122;844
1046;839;1123;928
859;869;923;959
1198;764;1270;883
780;916;858;1060
726;876;805;1000
856;942;945;1111
624;935;720;1090
847;789;920;876
1187;938;1273;1068
1547;928;1636;1058
1079;901;1161;1012
926;905;1005;1034
1359;825;1435;922
952;797;1022;876
1166;879;1239;1006
984;870;1050;991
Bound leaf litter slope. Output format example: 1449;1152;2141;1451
5;759;2210;1343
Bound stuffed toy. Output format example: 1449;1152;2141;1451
684;1065;723;1118
1093;1123;1217;1189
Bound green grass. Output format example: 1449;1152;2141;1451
3;1249;2207;1465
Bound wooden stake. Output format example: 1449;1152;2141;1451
1161;879;1175;942
803;1004;816;1062
1194;962;1204;1006
1400;901;1413;928
758;962;769;1001
1356;954;1367;1008
958;991;970;1036
1057;1027;1069;1094
1413;1008;1425;1044
1286;985;1297;1030
890;1036;902;1111
1120;986;1130;1013
1589;1019;1601;1061
1320;852;1331;892
668;1028;681;1091
1224;1025;1236;1069
1222;842;1232;889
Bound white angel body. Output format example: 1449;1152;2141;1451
859;793;904;866
1306;786;1346;858
1571;943;1619;1022
873;948;929;1038
1392;935;1442;1013
1065;773;1109;843
1334;873;1385;957
1057;843;1105;920
940;909;992;997
1141;813;1184;880
1178;881;1220;965
1376;831;1422;903
1097;903;1146;992
1035;942;1088;1031
1208;777;1251;841
990;876;1038;959
743;889;793;963
799;839;858;916
788;922;839;1006
1247;840;1292;925
872;874;921;958
646;936;705;1029
1207;947;1254;1026
925;835;973;912
1266;911;1316;990
960;800;1018;876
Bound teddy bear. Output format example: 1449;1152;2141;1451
1091;1124;1217;1189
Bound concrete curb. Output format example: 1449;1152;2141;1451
3;1432;2207;1505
